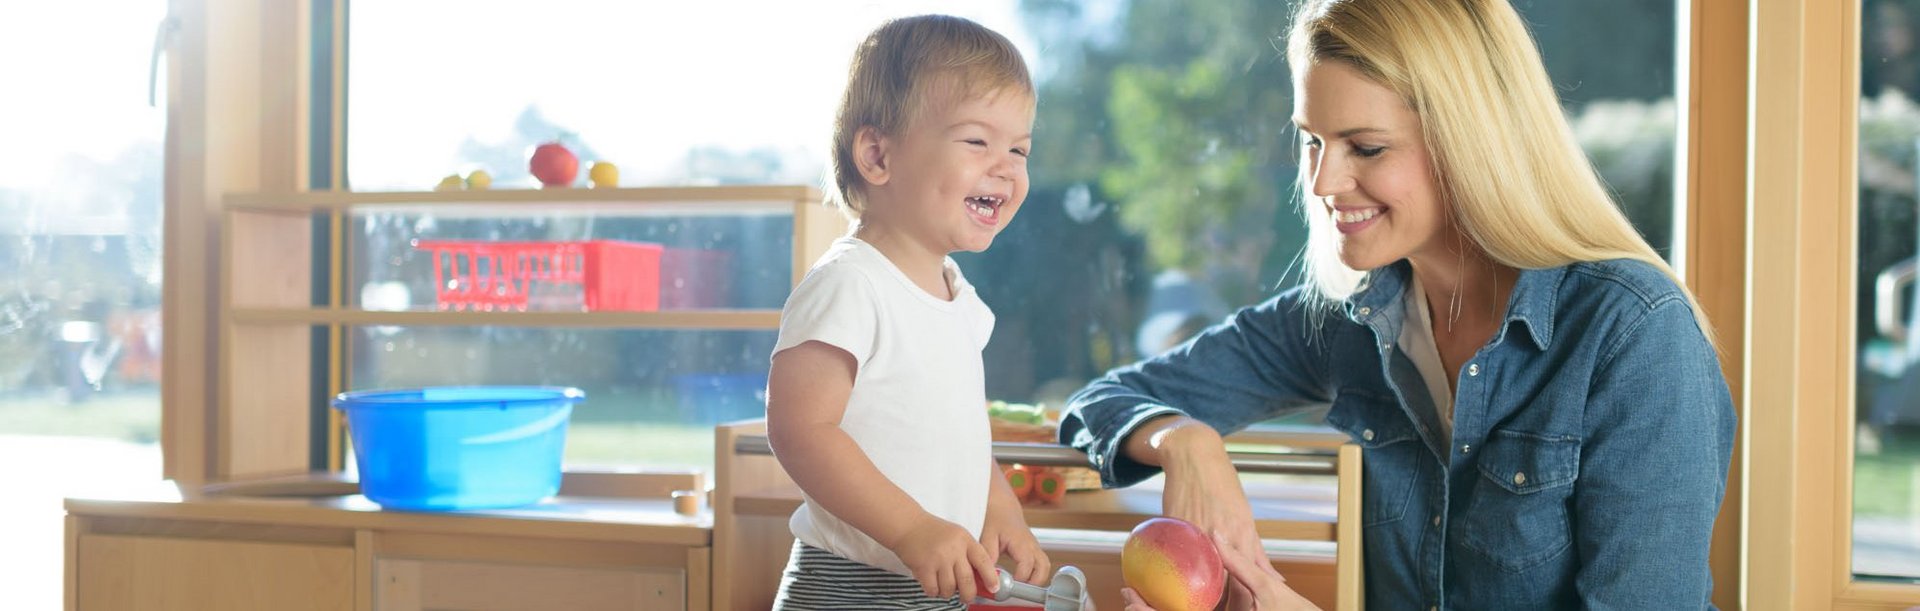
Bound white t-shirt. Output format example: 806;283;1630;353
1399;274;1457;443
771;237;996;575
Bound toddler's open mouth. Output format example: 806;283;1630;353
965;194;1005;222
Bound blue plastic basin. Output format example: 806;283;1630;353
331;386;582;511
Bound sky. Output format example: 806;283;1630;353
0;0;1048;191
347;0;1040;189
0;0;168;191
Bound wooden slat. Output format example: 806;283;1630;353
220;324;311;480
730;483;1337;542
229;308;783;329
712;420;791;610
1335;444;1363;611
226;185;821;211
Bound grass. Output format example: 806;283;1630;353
565;421;718;473
1856;426;1920;519
0;391;160;443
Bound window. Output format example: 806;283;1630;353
1855;0;1920;583
344;0;1679;471
0;2;167;609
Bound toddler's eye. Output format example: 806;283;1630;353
964;139;989;147
1011;147;1029;158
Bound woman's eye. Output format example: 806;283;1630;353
1303;136;1323;149
1355;146;1386;158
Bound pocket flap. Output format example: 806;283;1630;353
1474;430;1581;494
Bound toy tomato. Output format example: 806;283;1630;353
529;142;579;188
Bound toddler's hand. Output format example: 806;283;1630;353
888;514;998;601
980;516;1051;585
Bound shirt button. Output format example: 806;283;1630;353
1513;472;1528;486
1357;306;1372;317
1361;429;1375;441
1431;515;1441;527
1467;363;1480;376
1461;444;1472;454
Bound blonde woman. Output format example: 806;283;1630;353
1068;0;1736;608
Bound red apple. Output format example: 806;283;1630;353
1122;517;1226;611
529;142;579;188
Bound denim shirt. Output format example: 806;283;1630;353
1060;259;1735;610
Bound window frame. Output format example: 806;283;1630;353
1746;0;1920;607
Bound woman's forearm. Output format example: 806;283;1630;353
1122;414;1227;468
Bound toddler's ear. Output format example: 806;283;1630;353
853;126;891;187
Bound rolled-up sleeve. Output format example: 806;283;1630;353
1573;299;1736;609
1059;288;1338;487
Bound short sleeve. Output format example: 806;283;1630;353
773;263;881;369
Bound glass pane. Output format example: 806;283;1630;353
347;1;1677;463
349;208;793;312
1855;0;1920;583
0;1;166;609
350;327;777;473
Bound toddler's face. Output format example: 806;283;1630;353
876;89;1034;253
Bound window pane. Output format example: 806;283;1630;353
0;2;167;609
350;327;776;473
348;1;1677;464
1855;0;1920;583
349;208;794;312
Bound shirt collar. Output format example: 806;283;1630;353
1347;260;1563;351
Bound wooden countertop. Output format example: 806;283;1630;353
64;476;712;547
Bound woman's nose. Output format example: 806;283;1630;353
1310;154;1355;198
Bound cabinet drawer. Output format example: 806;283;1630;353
77;534;353;611
375;558;682;611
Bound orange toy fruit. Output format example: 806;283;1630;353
1030;468;1067;505
1005;464;1033;499
1121;516;1226;611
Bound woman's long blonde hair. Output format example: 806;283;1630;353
1286;0;1715;343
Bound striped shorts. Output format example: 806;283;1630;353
772;542;966;610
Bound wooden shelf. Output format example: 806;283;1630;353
731;482;1337;542
66;479;712;547
227;185;822;216
228;308;783;330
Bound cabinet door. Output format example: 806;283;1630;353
375;558;682;611
77;534;353;611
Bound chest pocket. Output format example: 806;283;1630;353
1325;391;1425;528
1461;429;1581;573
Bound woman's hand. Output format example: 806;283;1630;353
886;512;998;601
980;502;1051;585
1120;532;1321;611
1155;423;1265;578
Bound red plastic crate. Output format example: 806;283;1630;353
412;239;663;312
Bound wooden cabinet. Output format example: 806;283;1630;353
66;478;713;611
711;420;1365;611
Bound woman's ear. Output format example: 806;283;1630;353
853;126;891;187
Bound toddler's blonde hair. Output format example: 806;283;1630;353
829;15;1033;217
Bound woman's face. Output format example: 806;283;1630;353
1293;60;1449;271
